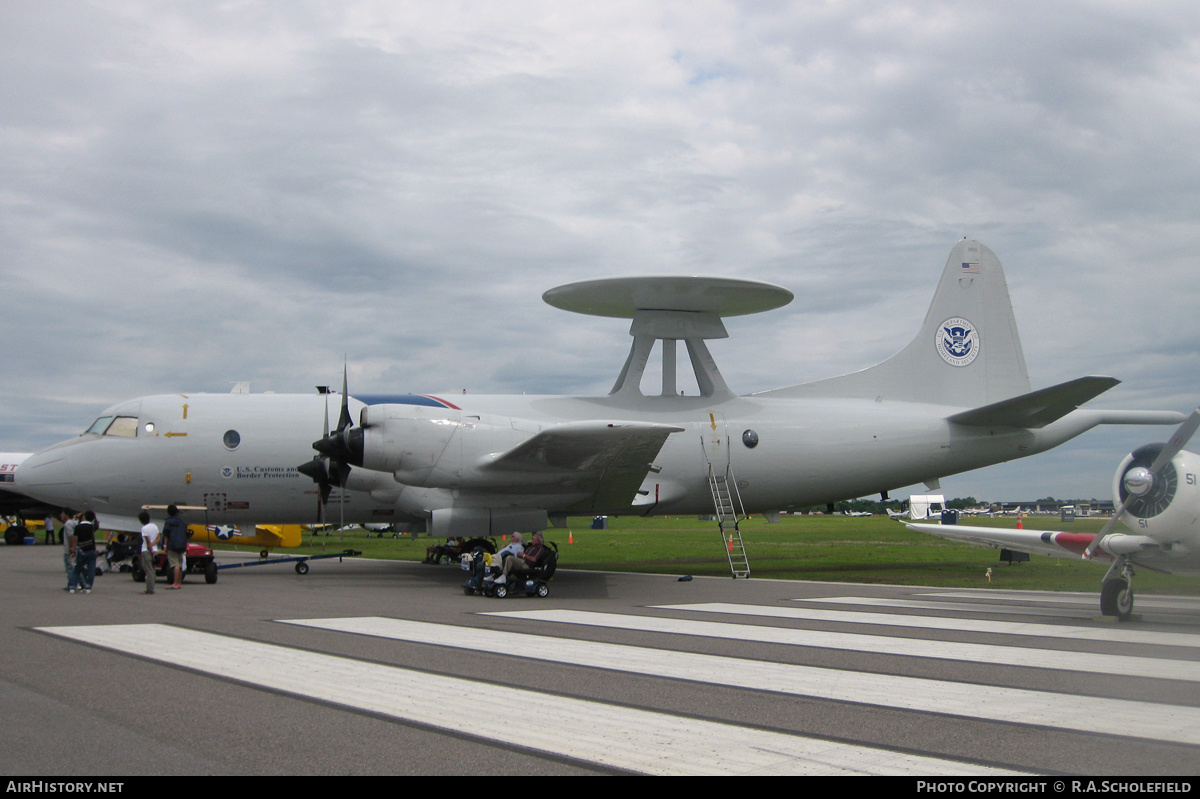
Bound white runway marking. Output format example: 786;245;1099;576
920;590;1200;611
283;616;1200;746
659;602;1200;648
795;596;1108;620
485;609;1200;682
35;623;1015;776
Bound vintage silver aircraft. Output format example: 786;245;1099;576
908;407;1200;620
13;240;1184;573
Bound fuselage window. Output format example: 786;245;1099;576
223;430;241;450
742;429;759;448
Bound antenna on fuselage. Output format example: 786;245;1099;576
542;276;793;399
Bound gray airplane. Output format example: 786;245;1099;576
13;241;1183;564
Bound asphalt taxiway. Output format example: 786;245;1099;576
3;543;1199;775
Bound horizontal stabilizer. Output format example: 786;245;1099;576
947;376;1119;429
254;525;288;547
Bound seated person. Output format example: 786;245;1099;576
424;536;464;563
494;532;524;565
497;531;545;582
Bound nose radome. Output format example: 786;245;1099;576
15;448;84;507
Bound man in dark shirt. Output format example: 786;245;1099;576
68;511;98;594
162;505;189;589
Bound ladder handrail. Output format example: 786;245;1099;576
707;462;750;578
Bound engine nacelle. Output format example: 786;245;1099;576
356;404;460;481
357;405;541;489
430;507;548;537
1112;445;1200;542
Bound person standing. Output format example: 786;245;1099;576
68;511;98;594
43;514;56;545
60;510;77;591
137;510;159;595
162;505;188;589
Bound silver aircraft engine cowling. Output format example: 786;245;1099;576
1109;444;1200;549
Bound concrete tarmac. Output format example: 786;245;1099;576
3;542;1198;776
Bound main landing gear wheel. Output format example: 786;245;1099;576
1101;578;1134;621
295;561;309;575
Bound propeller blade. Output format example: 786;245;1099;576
1148;405;1200;474
298;366;358;529
336;362;352;433
330;460;352;488
1083;497;1129;559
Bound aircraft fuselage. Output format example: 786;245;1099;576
16;390;1111;531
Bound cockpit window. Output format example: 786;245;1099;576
84;416;139;437
85;416;114;435
106;417;139;437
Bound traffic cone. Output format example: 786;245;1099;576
568;531;573;544
1016;512;1023;529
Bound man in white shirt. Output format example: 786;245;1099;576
137;510;160;595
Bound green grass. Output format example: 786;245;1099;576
208;513;1198;596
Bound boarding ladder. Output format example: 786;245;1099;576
708;464;750;578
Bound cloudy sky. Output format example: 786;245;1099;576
3;1;1199;503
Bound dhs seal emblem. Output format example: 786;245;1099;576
935;318;979;367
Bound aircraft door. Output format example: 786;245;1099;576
203;492;227;525
700;411;729;474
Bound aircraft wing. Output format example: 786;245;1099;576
906;521;1178;568
947;376;1119;429
95;514;143;534
479;420;683;508
905;521;1104;560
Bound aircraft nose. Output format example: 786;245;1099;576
16;447;84;507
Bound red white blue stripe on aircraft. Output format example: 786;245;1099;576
355;394;463;411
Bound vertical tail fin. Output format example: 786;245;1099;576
758;240;1031;407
